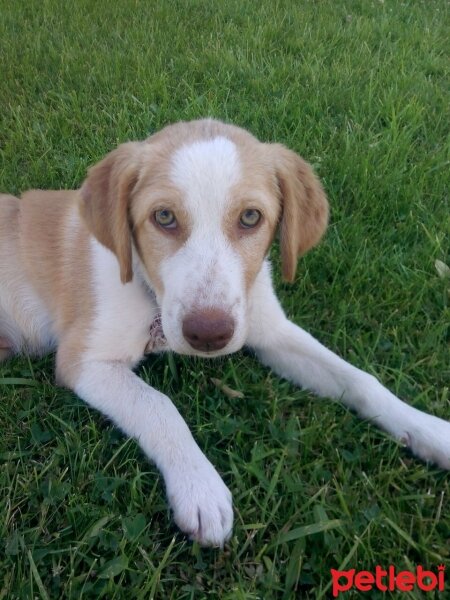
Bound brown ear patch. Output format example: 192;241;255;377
79;142;143;284
269;144;329;282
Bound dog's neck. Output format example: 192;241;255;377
132;251;168;353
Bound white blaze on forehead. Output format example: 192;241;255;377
170;137;241;224
161;136;247;355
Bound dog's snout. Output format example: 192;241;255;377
182;309;235;352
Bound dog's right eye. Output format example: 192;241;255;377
154;209;177;229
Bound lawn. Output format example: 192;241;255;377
0;0;449;598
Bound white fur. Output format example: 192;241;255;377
159;236;247;356
84;238;159;366
170;137;241;223
160;137;248;355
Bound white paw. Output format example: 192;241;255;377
164;452;233;547
359;381;450;470
399;413;450;470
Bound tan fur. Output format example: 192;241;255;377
0;191;93;380
0;348;11;361
141;120;328;285
0;194;21;355
224;186;279;291
269;144;329;282
88;120;325;294
131;184;191;297
19;191;84;325
79;142;144;284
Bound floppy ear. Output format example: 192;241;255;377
79;142;142;284
270;144;329;282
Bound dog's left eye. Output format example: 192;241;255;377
239;209;262;228
154;209;177;229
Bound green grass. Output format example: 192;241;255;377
1;0;449;597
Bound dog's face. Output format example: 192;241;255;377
80;119;328;356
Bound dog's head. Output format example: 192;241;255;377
80;119;328;356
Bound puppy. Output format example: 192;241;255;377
1;119;449;546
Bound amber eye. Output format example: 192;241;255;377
154;209;177;229
239;209;262;228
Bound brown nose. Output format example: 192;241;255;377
182;309;235;352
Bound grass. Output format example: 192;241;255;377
0;0;449;597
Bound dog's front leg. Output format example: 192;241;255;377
246;263;450;469
59;358;233;546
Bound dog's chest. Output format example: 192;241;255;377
87;239;161;365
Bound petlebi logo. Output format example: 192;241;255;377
331;564;445;597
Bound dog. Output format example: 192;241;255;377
1;118;449;546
